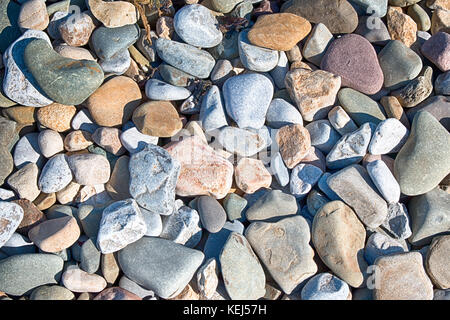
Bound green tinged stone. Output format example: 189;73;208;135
394;111;450;196
223;193;247;222
23;39;104;105
30;285;75;300
338;88;386;126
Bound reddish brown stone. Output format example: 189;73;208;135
13;199;46;235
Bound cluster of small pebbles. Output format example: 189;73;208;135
0;0;449;301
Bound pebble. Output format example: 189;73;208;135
435;71;450;95
197;196;227;233
369;118;409;155
285;69;341;122
196;258;219;299
54;44;96;61
364;232;406;265
38;130;64;158
118;275;156;299
312;200;367;288
220;232;266;300
431;8;450;35
210;0;243;13
246;215;317;294
71;109;98;134
270;151;290;187
394;111;450;196
88;0;137;28
373;252;433;300
407;95;450;130
235;157;272;194
269;51;289;89
7;162;40;202
276;124;311;169
208;29;239;61
223;193;247;222
0;147;13;186
306;189;329;216
378;40;423;90
301;273;350;300
156;16;174;39
408;4;431;32
380;96;411;129
321;34;383;95
132;101;182;138
386;6;417;48
155;38;215;79
23;39;104;105
67;153;111;186
174;4;222;48
217;126;270;157
120;125;158;155
426;235;450;289
59;11;95;47
245;189;298;222
393;66;434;108
266;98;303;129
165;136;234;199
290;163;323;199
118;236;204;299
302;23;333;67
248;13;311;51
56;181;80;205
92;127;126;156
159;205;202;248
33;192;56;211
37;154;72;193
105;155;131;201
408;186;450;246
0;188;16;201
86;76;142;128
77;205;104;240
305;120;341;154
64;130;93;152
283;0;358;34
99;49;131;75
0;201;24;247
101;253;120;285
13;199;45;236
354;16;391;45
129;143;180;216
238;29;279;72
18;0;48;31
382;202;412;240
200;85;228;132
338;88;386;126
159;64;196;88
0;253;63;296
327;164;388;228
223;73;273;129
80;238;101;274
326;123;373;170
37;103;76;133
145;79;191;101
139;207;162;238
3;30;53;107
30;285;75;300
61;267;107;293
421;32;450;72
91;24;139;60
327;105;358;136
96;199;146;254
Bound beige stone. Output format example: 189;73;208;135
276;124;311;169
56;181;81;205
374;252;434;300
18;0;49;31
33;192;56;211
28;216;80;253
235;158;272;194
427;0;450;10
13;199;46;236
156;16;174;39
37;103;76;132
285;69;341;121
38;129;64;158
59;12;96;47
380;96;411;130
86;76;142;127
88;0;138;28
62;267;107;293
105;155;131;201
426;235;450;289
64;130;93;152
196;258;218;299
431;8;450;34
132;101;182;138
101;253;120;285
92;127;126;156
2;106;36;124
7;163;40;202
54;45;97;61
312;201;368;288
387;6;418;47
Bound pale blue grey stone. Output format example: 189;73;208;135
306;120;341;154
306;190;330;216
140;207;162;237
119;275;157;299
217;126;270;157
349;0;388;17
0;233;36;256
269;51;288;89
13;132;44;169
70;235;88;262
120;126;158;154
326;122;374;170
38;154;73;193
245;189;298;222
238;29;279;72
129;144;180;216
203;220;244;262
136;30;158;63
155;38;216;79
290;164;323;199
80;238;101;274
2;30;53;107
354;16;390;46
435;71;450;96
270;152;289;187
117;236;204;299
364;232;405;265
367;160;401;204
99;49;131;75
301;273;350;300
208;30;239;60
302;23;334;67
71;109;99;134
382;202;412;240
173;4;223;48
145;79;191;101
223;73;273;129
199;85;228;132
159;205;202;248
0;188;17;201
91;24;140;60
266;98;303;129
